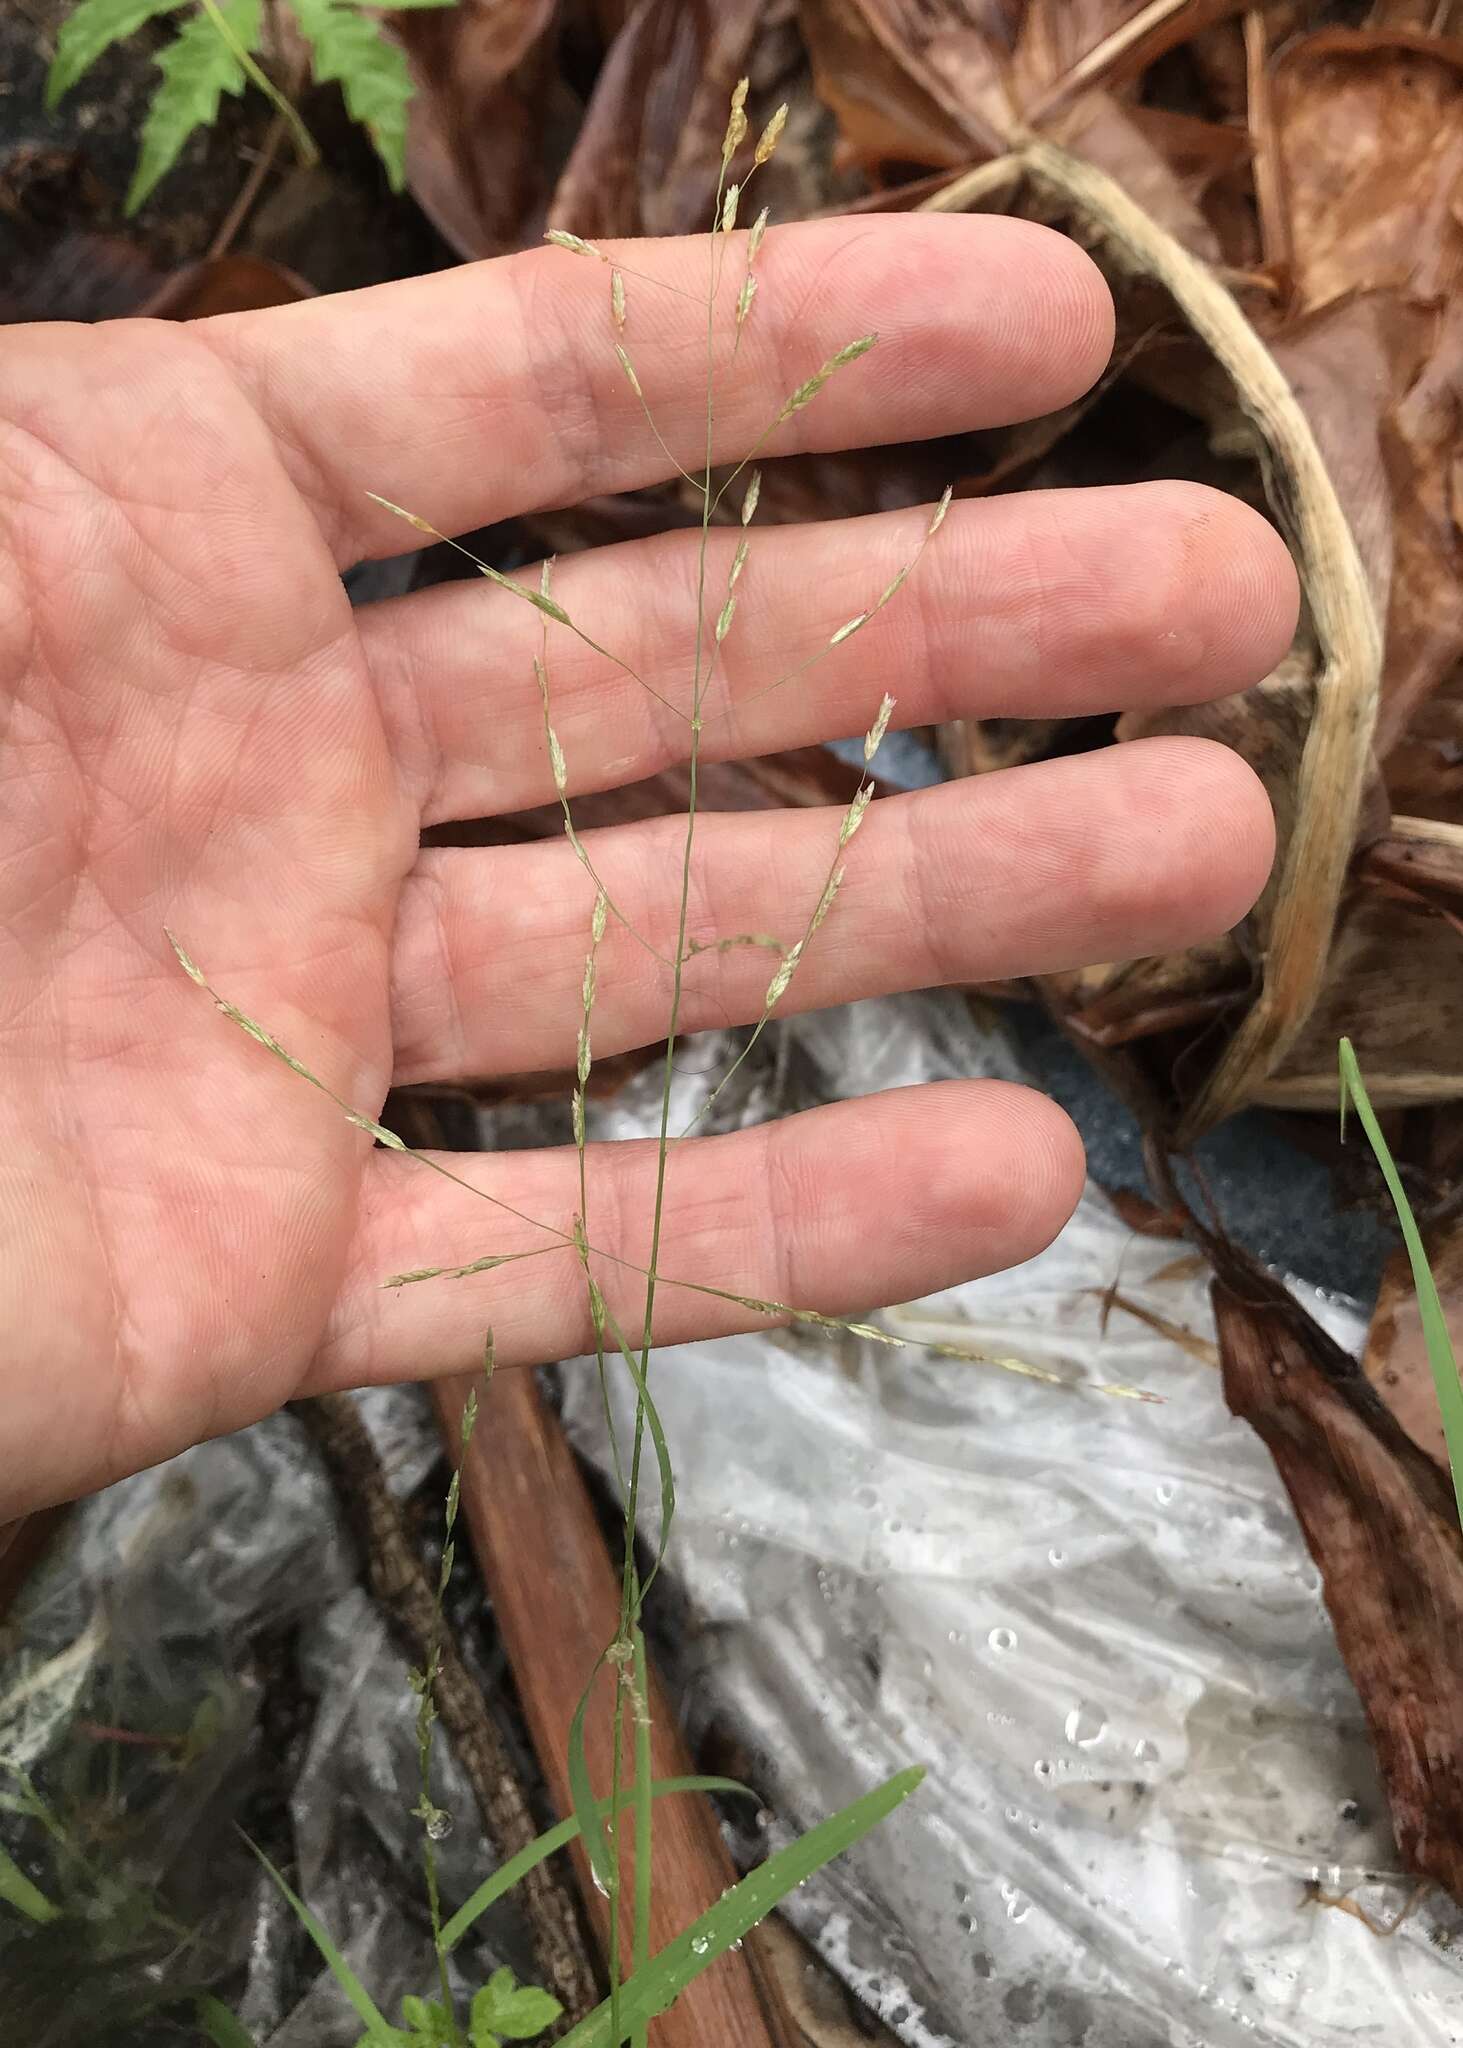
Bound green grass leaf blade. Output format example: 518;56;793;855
247;1838;395;2038
1339;1036;1463;1528
126;0;261;213
46;0;187;108
195;1994;258;2047
567;1660;615;1905
440;1776;750;1954
285;0;414;189
0;1839;60;1923
557;1768;925;2047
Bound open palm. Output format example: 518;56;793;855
0;216;1295;1517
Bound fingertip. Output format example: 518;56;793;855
918;1078;1087;1273
968;215;1116;413
1158;483;1301;698
1124;734;1277;938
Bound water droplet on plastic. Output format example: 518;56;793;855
987;1625;1017;1653
1033;1757;1055;1782
999;1881;1030;1924
425;1810;453;1842
1134;1737;1161;1766
1047;1547;1066;1567
1004;1804;1021;1824
691;1934;711;1956
958;1912;977;1935
953;1883;971;1905
1155;1481;1176;1506
1064;1700;1108;1749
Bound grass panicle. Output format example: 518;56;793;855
160;79;979;2046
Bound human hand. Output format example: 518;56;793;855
0;215;1295;1516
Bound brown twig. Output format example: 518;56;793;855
1243;8;1293;279
209;109;288;260
290;1391;600;2026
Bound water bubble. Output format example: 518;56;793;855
947;1628;967;1647
1047;1547;1066;1568
1064;1700;1108;1749
1004;1804;1022;1824
999;1880;1031;1924
953;1883;971;1905
1033;1757;1055;1783
987;1626;1018;1654
1155;1481;1176;1506
958;1912;978;1935
1134;1737;1161;1766
425;1809;453;1842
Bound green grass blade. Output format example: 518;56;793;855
195;1994;258;2047
567;1657;615;1903
247;1838;395;2037
440;1776;750;1953
0;1839;60;1923
1340;1036;1463;1527
556;1767;925;2047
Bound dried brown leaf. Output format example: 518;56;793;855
1271;28;1463;317
548;0;789;240
397;0;561;258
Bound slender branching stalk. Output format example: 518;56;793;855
166;79;1161;2045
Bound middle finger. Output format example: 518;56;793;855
362;483;1298;825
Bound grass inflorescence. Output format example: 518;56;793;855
163;77;992;2045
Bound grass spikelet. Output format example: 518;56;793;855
720;183;740;233
614;342;643;398
753;105;787;166
546;228;605;259
777;334;877;422
741;469;762;524
721;75;748;163
611;268;626;331
864;691;895;763
747;206;769;260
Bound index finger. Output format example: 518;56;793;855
194;215;1114;567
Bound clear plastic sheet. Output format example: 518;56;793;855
6;989;1462;2046
561;991;1463;2048
0;1388;536;2044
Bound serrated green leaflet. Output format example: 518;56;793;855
556;1768;925;2046
127;0;260;213
470;1967;562;2042
46;0;188;108
284;0;416;189
1340;1036;1463;1527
